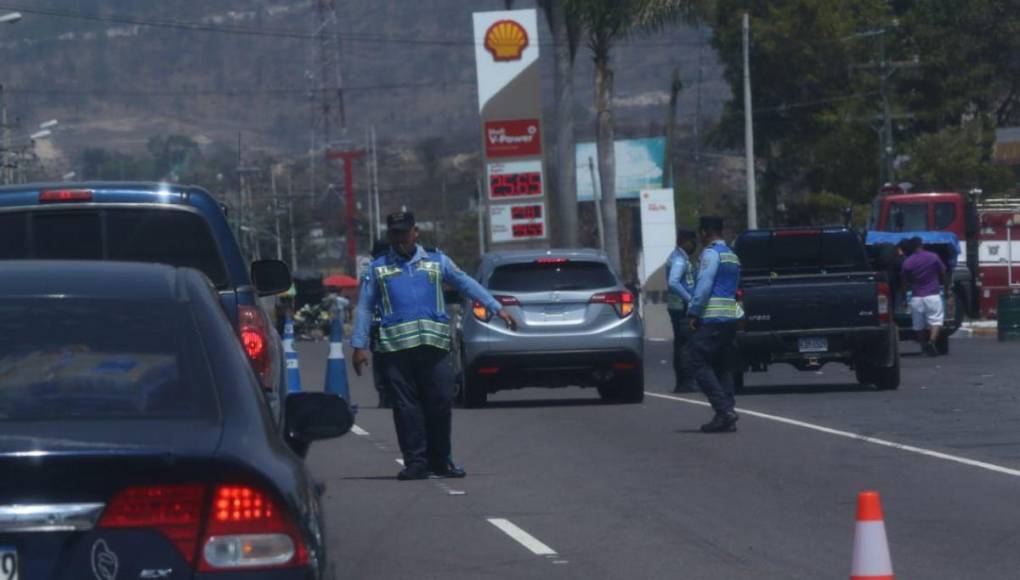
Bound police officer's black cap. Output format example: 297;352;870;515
699;216;724;234
386;211;415;232
676;228;697;243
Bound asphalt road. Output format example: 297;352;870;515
296;335;1020;579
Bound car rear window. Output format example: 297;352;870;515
0;209;229;287
737;231;869;274
487;260;617;292
0;299;217;422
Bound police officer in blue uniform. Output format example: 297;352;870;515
686;216;743;433
351;212;517;480
665;229;698;392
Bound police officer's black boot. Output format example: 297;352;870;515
700;411;738;433
397;464;432;480
430;461;466;479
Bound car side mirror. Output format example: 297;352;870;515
252;260;292;297
285;392;354;451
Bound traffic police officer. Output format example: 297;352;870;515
665;228;698;392
686;216;743;433
351;212;517;480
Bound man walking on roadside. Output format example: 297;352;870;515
687;216;743;433
351;212;517;480
665;229;698;392
901;237;946;357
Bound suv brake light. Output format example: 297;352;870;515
238;306;272;386
535;258;568;264
473;296;519;323
877;282;891;323
39;189;93;203
591;291;635;318
98;484;308;571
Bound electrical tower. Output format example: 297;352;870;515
308;0;346;154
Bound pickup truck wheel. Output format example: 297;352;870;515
873;359;901;390
460;375;488;408
598;371;644;404
935;332;950;355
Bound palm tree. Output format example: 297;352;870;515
568;0;707;270
540;0;582;247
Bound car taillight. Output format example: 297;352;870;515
99;483;307;571
877;282;891;323
39;189;93;203
473;296;519;323
591;291;635;318
535;258;568;264
98;484;206;566
238;305;271;385
199;485;308;571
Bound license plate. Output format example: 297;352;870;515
1;548;17;580
798;337;828;353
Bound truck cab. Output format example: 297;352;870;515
869;189;977;316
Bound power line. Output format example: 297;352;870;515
0;2;703;48
3;81;476;97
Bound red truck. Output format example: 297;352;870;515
868;187;1020;319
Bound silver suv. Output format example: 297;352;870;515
457;249;644;407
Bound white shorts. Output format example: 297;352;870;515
910;295;944;331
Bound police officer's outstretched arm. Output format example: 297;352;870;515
687;249;720;330
350;269;380;376
440;255;518;330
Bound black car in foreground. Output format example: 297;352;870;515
0;261;352;579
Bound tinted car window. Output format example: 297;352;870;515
887;202;928;231
0;213;27;259
0;209;229;287
488;261;617;292
738;231;868;274
34;212;103;259
934;202;956;230
106;210;228;286
0;299;217;421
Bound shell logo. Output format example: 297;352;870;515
484;19;529;62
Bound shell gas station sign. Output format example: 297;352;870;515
474;9;547;246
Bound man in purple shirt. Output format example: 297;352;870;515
901;237;947;357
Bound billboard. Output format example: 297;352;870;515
576;137;666;201
638;189;677;286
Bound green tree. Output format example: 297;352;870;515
898;120;1015;194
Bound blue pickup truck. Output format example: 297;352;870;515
0;182;292;422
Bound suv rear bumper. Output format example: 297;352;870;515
465;348;642;390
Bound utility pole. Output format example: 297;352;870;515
271;168;283;261
662;68;681;189
742;13;758;230
847;23;919;187
288;169;299;270
1;85;11;185
370;126;381;239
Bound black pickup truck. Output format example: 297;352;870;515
734;227;901;390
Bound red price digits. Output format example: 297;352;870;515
512;223;544;238
490;171;542;197
511;205;542;220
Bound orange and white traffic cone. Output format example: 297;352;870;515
850;491;895;580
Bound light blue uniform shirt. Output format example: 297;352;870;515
351;245;501;350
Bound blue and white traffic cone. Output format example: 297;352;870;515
283;315;302;394
323;314;351;401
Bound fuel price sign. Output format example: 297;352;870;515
487;160;543;200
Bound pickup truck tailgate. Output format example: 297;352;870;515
742;274;882;332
